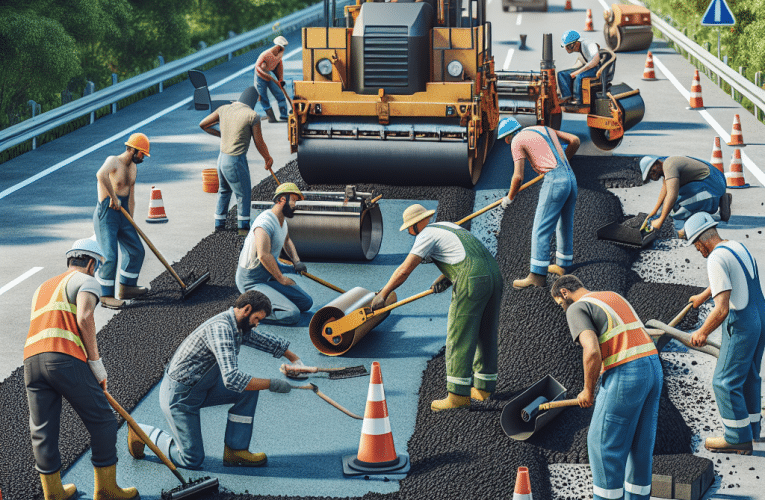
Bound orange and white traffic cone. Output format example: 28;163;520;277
584;9;595;31
513;467;533;499
688;69;704;109
710;136;724;173
725;149;750;189
146;186;168;223
564;0;572;10
642;51;657;80
342;361;410;476
727;114;746;146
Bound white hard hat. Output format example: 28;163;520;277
684;212;718;245
67;237;104;263
274;36;288;47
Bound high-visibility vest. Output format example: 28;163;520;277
24;271;88;362
579;291;657;372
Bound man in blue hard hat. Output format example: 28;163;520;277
685;212;764;452
558;30;600;107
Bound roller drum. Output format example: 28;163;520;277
611;25;653;52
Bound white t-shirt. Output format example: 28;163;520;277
66;271;101;304
708;241;756;311
579;38;600;64
409;222;466;265
238;210;288;269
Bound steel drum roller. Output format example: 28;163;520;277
603;4;653;53
589;83;645;151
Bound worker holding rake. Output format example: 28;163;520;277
371;204;503;411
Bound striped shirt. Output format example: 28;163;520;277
166;308;289;393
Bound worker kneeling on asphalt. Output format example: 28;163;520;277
371;204;503;411
128;291;306;468
640;155;730;238
235;183;313;324
558;30;600;108
498;117;580;289
25;238;138;500
551;275;661;500
685;212;765;452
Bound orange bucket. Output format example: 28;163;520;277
202;168;219;193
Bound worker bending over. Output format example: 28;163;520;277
128;291;305;468
236;183;313;324
25;238;137;500
685;212;764;452
371;204;502;411
552;275;661;500
640;155;730;238
558;30;600;108
200;86;274;235
255;36;289;123
93;132;151;309
498;117;580;289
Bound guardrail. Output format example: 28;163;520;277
0;0;346;154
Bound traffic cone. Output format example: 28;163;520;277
710;137;724;173
725;149;750;188
642;52;657;80
688;69;704;109
564;0;572;10
342;361;410;476
584;9;595;31
727;114;746;146
145;186;168;223
513;467;533;499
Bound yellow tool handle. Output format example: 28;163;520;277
267;168;280;185
538;398;580;411
278;258;345;293
370;194;383;205
668;303;693;328
372;289;433;316
455;174;545;226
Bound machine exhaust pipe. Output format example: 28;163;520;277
541;33;554;70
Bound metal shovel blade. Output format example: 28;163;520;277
500;374;568;441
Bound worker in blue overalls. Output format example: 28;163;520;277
685;212;765;453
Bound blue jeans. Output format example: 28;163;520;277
138;367;259;469
256;74;288;117
235;262;313;325
530;165;577;275
93;195;145;296
557;66;599;101
589;354;663;500
671;165;727;230
216;152;251;230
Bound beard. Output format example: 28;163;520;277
132;154;144;164
283;203;296;218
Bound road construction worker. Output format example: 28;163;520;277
200;86;274;235
685;212;765;452
640;155;730;238
558;30;600;108
235;183;313;324
551;275;662;500
371;204;502;411
93;132;150;309
127;290;305;469
498;117;580;289
24;238;138;500
255;36;289;123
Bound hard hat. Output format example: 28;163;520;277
561;30;580;47
274;36;288;47
684;212;718;244
497;117;522;140
639;155;666;182
66;237;104;263
238;86;260;109
124;133;151;157
400;203;435;231
273;182;304;202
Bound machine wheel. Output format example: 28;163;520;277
503;5;509;12
603;24;619;51
469;132;489;185
589;127;623;151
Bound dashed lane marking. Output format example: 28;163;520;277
503;49;515;71
0;267;43;296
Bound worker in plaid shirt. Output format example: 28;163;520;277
126;290;307;468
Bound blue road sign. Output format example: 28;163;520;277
701;0;735;26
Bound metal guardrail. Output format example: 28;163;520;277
0;0;345;154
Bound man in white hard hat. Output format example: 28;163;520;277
24;238;138;500
255;36;289;123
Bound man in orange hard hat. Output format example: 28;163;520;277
93;132;151;309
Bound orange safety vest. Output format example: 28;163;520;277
24;270;88;362
579;291;657;372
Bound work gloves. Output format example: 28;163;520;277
430;274;452;294
370;293;386;311
293;261;307;274
500;196;513;209
280;358;309;380
279;80;286;88
89;358;107;386
269;379;292;393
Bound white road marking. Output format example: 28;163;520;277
487;0;493;5
0;267;43;296
503;49;515;71
516;14;522;25
652;55;765;186
597;0;610;11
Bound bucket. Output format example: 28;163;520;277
202;168;219;193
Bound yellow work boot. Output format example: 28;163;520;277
547;264;565;276
704;436;753;455
470;387;492;401
430;393;471;412
127;425;145;459
93;464;138;500
40;471;77;500
223;445;268;467
512;273;546;290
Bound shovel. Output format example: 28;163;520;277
278;258;346;294
501;374;576;441
455;174;545;226
646;319;720;358
291;383;363;419
651;302;692;352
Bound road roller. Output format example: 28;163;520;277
603;4;653;52
289;0;500;187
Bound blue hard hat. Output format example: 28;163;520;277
639;155;667;182
561;30;580;47
497;117;522;140
684;212;718;245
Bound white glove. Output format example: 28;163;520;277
88;358;107;384
500;196;513;209
280;358;309;379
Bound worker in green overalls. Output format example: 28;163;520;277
371;204;503;411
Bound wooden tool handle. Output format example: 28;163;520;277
290;384;363;419
370;194;383;205
267;168;280;185
668;303;693;328
103;390;186;485
278;258;345;293
538;398;580;411
371;289;434;316
266;74;294;110
455;174;544;226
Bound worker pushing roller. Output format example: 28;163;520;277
557;30;601;108
255;36;289;124
370;204;503;411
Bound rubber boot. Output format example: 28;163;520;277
93;465;138;500
512;273;546;290
470;387;492;401
704;436;753;455
279;107;289;121
40;471;77;500
430;392;471;412
100;296;125;309
264;108;277;123
126;425;145;459
118;285;148;300
223;445;268;467
547;264;565;276
720;193;732;222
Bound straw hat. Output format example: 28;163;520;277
400;204;435;231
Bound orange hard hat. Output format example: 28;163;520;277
125;133;151;156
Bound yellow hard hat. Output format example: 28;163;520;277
273;182;304;201
400;203;435;231
125;133;151;156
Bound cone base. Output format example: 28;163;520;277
146;217;169;223
686;106;705;110
642;77;657;81
727;142;746;147
342;453;410;477
727;184;750;189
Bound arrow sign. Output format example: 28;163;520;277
701;0;735;26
